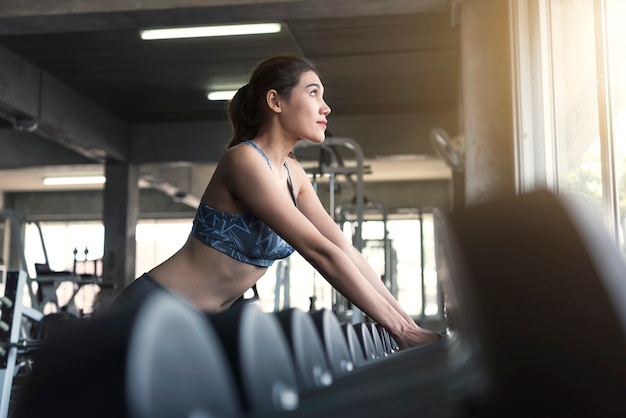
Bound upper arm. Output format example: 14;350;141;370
289;159;355;252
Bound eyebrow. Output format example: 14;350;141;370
305;83;322;89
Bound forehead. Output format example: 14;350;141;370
297;70;323;88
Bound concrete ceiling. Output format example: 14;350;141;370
0;0;459;208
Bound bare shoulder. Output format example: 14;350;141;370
205;144;271;212
220;142;260;168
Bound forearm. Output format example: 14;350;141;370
347;256;441;348
349;247;416;326
309;248;411;337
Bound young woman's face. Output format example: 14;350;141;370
279;70;331;143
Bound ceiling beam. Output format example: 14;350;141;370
0;44;129;162
131;121;231;164
0;0;449;35
6;178;450;221
0;128;94;169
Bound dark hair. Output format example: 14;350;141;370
226;55;318;148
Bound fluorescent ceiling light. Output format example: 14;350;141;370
207;90;238;101
43;176;106;186
140;23;282;40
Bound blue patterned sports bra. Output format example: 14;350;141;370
191;141;296;267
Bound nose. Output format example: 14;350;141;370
322;100;331;116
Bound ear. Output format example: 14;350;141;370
266;89;282;114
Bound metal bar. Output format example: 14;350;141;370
419;208;426;320
274;261;284;312
329;172;335;218
284;260;290;310
33;221;50;267
6;215;39;310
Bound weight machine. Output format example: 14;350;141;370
0;209;107;316
335;198;399;301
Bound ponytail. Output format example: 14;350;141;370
227;84;259;148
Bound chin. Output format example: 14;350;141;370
303;135;326;144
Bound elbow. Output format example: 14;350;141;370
299;245;339;273
302;250;330;272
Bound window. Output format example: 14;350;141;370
23;215;442;319
513;0;626;251
23;221;104;314
135;219;192;275
606;0;626;249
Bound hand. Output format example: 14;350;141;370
393;324;441;350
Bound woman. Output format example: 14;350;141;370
112;55;440;349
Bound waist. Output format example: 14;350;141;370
153;237;268;312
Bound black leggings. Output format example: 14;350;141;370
109;273;259;313
109;273;168;312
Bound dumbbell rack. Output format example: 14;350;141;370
0;270;43;418
0;270;25;418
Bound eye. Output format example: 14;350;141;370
309;89;318;97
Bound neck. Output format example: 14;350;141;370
252;131;298;166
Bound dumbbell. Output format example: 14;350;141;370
309;308;354;378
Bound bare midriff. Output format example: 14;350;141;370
147;234;268;312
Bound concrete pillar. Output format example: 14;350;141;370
0;195;23;272
99;160;138;310
460;0;516;205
